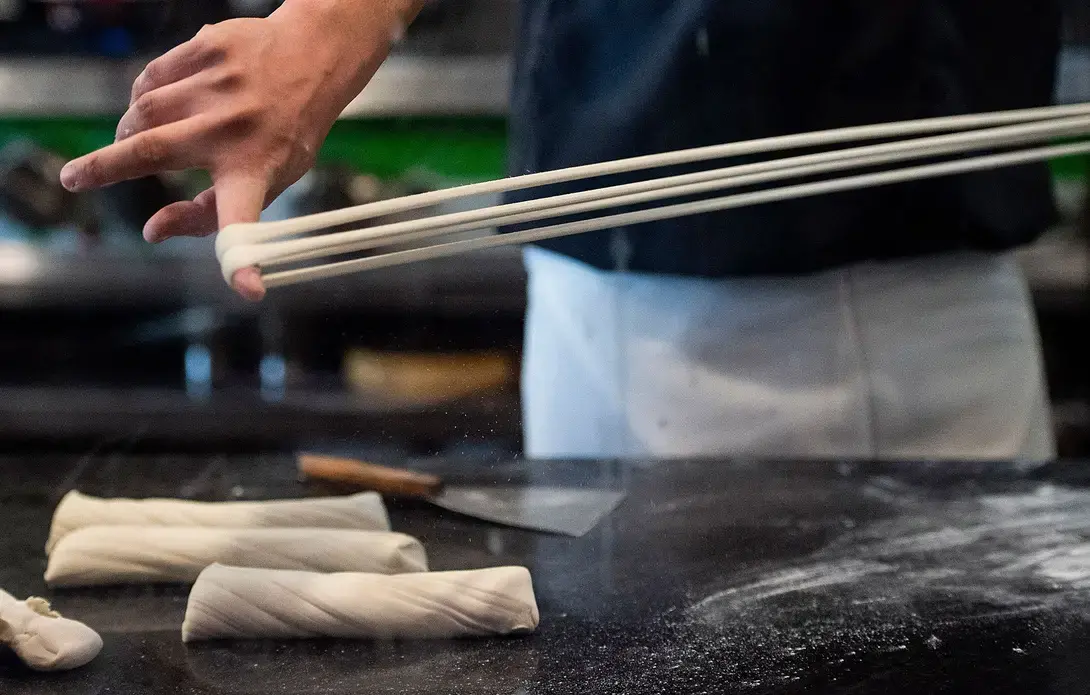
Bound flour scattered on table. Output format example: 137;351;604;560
684;481;1090;687
689;560;894;610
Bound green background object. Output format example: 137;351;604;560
1;115;1086;185
1051;136;1090;181
0;117;509;183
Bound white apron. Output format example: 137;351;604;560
521;246;1055;461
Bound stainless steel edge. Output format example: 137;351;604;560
0;57;142;117
4;46;1088;116
340;54;510;117
0;240;527;313
0;54;510;117
0;233;1082;312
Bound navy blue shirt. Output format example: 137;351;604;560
504;1;1062;276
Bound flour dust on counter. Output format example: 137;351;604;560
683;481;1090;688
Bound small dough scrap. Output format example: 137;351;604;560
46;490;390;554
182;564;539;642
0;589;102;671
46;526;427;587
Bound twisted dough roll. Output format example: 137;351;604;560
45;526;427;587
182;564;539;642
0;589;102;671
46;490;390;553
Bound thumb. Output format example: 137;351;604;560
214;172;269;302
214;171;267;229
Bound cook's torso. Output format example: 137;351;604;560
505;0;1062;276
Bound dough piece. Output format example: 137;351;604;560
0;589;102;671
182;564;539;642
46;490;390;553
45;526;427;587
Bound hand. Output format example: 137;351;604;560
60;0;422;301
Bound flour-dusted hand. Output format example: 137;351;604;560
59;0;423;301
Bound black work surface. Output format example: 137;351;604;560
4;454;1090;694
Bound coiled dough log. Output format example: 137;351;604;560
0;590;102;671
46;490;390;553
182;564;539;642
45;526;427;587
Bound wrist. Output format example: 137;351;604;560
276;0;424;47
271;0;421;118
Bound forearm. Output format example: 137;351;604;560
271;0;426;119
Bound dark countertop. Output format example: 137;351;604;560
0;387;521;446
5;454;1090;694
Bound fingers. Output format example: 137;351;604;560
231;267;267;302
144;177;268;302
142;187;217;243
213;172;267;228
146;176;269;302
215;172;269;301
117;72;209;142
61;116;211;192
130;33;219;106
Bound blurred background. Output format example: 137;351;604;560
0;0;1087;459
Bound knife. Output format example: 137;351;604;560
296;453;625;537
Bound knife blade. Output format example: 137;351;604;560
295;453;625;537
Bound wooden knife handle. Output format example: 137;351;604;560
296;453;444;499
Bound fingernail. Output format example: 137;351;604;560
60;163;80;191
231;267;266;302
